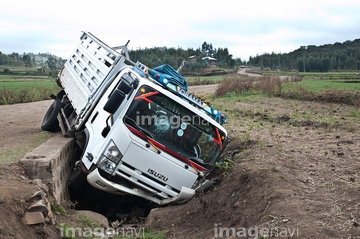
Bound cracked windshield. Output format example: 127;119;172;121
125;85;226;167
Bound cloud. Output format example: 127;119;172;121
1;0;360;61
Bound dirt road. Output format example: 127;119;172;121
0;100;53;156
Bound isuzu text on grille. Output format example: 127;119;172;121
147;168;169;182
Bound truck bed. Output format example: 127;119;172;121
58;32;120;116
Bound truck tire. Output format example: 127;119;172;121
68;165;87;190
41;99;62;132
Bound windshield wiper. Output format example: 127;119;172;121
124;116;160;154
125;116;153;138
188;157;212;167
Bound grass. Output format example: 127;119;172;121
52;204;67;215
215;74;360;107
0;80;60;104
186;74;232;86
0;75;49;81
255;69;360;77
76;214;100;228
0;79;57;90
0;66;41;72
283;79;360;92
0;131;54;164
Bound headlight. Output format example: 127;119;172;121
99;140;123;174
107;145;121;159
99;159;116;174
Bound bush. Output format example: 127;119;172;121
216;75;285;96
216;76;257;96
253;76;282;95
3;69;11;74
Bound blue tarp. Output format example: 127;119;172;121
152;64;188;90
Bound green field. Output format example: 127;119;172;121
0;75;49;81
0;79;57;90
252;70;360;92
1;69;360;105
187;75;225;83
0;75;60;104
0;66;40;72
283;79;360;92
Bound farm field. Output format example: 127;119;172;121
0;75;60;104
283;78;360;92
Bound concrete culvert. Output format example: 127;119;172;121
66;143;157;224
68;180;157;224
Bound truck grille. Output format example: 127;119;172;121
114;162;180;199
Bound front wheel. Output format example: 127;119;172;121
41;99;62;132
68;163;87;190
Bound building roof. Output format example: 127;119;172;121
202;56;217;61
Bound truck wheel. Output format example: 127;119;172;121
68;165;87;190
41;99;62;132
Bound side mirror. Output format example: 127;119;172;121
101;126;110;137
101;115;112;138
118;73;133;94
103;89;125;114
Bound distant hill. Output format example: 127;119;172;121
0;52;65;69
248;38;360;72
5;37;359;73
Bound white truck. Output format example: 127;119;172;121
41;31;229;205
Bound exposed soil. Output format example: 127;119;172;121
0;100;53;155
149;97;360;239
1;84;360;238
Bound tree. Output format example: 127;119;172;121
46;56;58;70
201;42;215;57
22;54;33;67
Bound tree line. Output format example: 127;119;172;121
248;38;360;72
1;42;241;75
128;42;243;71
0;52;35;67
0;52;65;70
3;37;358;74
0;52;65;78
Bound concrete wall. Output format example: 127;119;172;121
20;134;78;205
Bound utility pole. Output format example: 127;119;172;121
278;54;281;70
301;46;307;72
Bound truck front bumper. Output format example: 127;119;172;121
86;168;196;205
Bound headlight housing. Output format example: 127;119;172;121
99;140;123;174
99;160;117;175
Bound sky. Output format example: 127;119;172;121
1;0;360;61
